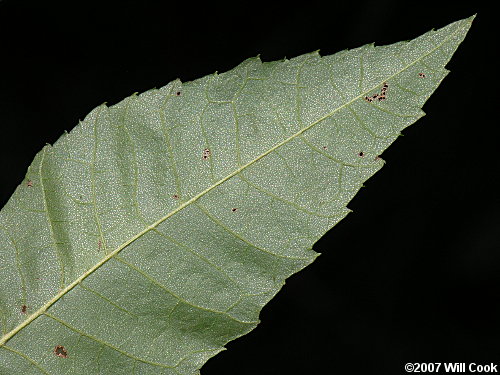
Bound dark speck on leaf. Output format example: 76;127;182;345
202;148;211;160
54;345;68;358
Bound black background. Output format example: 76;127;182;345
0;1;497;374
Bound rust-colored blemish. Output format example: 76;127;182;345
175;91;182;96
98;239;102;250
202;148;211;160
172;194;180;199
21;305;27;314
364;82;389;103
231;208;238;212
54;345;68;358
418;72;426;78
27;180;33;187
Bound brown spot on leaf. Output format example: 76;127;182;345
231;208;238;212
98;240;102;250
322;146;327;150
54;345;68;358
172;194;180;199
21;305;27;314
202;148;211;160
358;151;365;157
27;180;33;187
364;82;389;103
175;91;182;96
418;72;426;78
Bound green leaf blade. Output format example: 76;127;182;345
0;16;473;374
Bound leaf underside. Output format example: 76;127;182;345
0;16;472;375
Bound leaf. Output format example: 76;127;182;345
0;16;473;374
